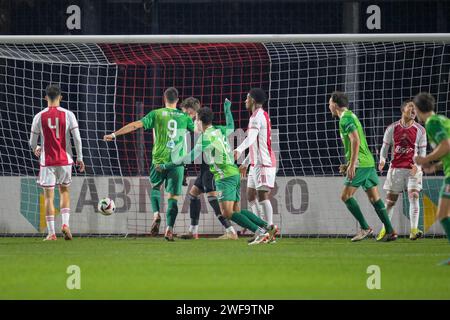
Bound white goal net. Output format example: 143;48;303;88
0;35;448;237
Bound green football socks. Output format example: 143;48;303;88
240;209;268;229
231;211;259;233
344;197;370;230
151;189;161;213
166;198;178;228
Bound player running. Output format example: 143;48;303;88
29;84;85;241
412;92;450;265
104;87;194;241
179;97;238;240
234;88;277;241
159;107;278;245
329;91;397;242
377;100;427;240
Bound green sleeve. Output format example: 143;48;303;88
341;116;357;135
224;102;234;132
428;119;449;145
140;111;155;130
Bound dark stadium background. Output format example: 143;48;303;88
0;0;449;177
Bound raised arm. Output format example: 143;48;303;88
215;99;235;137
224;98;234;132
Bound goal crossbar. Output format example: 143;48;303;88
1;34;450;44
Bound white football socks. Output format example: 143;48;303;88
248;200;262;218
226;226;236;234
46;215;55;235
255;227;266;236
409;196;420;230
189;225;199;234
61;208;70;227
259;199;273;226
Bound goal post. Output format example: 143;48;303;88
0;34;449;237
1;34;450;43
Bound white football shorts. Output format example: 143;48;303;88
383;167;422;193
247;165;276;191
37;165;72;188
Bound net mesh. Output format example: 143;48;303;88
0;40;448;237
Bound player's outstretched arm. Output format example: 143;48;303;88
103;120;144;141
157;139;207;171
422;161;443;174
215;99;235;137
414;138;450;166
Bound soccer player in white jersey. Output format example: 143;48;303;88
378;100;427;240
234;88;278;240
29;84;85;241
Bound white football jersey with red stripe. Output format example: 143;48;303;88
31;106;79;167
248;108;276;167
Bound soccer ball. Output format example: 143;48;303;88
98;197;116;216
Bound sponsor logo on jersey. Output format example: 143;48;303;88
394;145;414;154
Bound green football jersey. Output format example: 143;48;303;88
200;125;239;181
339;110;375;167
141;107;194;164
425;114;450;178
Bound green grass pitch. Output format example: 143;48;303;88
0;237;448;299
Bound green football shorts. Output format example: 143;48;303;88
344;167;379;191
149;164;184;195
215;175;241;202
440;177;450;199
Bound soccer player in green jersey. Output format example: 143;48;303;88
104;87;194;241
412;92;450;264
329;91;397;242
159;107;278;245
178;97;238;240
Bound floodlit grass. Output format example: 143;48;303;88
0;237;448;299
